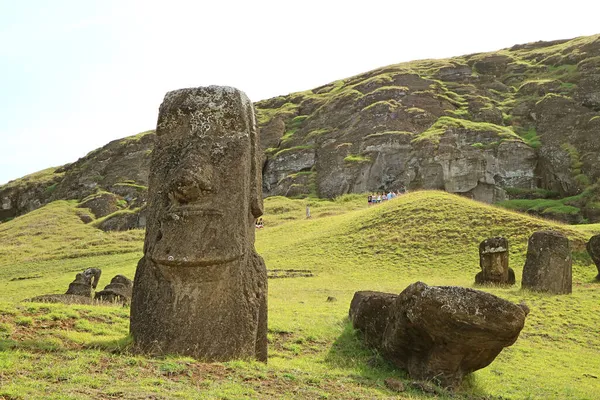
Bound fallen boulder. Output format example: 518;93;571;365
349;282;528;388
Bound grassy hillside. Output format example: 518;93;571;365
0;191;599;399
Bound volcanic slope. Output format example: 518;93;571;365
0;191;599;399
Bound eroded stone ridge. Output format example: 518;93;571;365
349;282;528;388
522;230;572;294
475;237;515;285
130;86;268;361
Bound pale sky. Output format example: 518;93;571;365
1;0;599;185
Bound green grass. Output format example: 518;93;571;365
0;191;599;398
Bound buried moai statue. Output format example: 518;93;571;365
65;268;102;297
475;237;515;285
586;234;600;280
130;86;268;361
95;275;133;304
522;230;572;294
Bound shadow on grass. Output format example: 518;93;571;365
324;319;409;395
325;319;494;399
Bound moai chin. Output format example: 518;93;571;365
130;86;268;361
475;237;515;285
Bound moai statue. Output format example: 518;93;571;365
130;86;267;361
586;234;600;280
95;275;133;304
65;268;102;297
522;230;572;294
475;237;515;285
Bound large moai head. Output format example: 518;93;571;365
145;86;263;272
131;86;268;362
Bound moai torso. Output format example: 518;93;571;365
130;86;267;361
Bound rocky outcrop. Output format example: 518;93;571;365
1;131;154;223
3;34;600;223
349;282;528;388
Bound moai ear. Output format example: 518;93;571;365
247;101;264;218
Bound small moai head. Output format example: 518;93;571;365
479;237;509;279
145;86;263;271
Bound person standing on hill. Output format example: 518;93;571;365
306;205;311;219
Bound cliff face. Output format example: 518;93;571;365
2;35;600;224
0;131;154;226
256;34;600;222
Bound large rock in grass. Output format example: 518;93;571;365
349;282;528;388
130;86;268;362
522;231;572;294
475;237;515;285
586;234;600;280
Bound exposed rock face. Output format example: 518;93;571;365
65;268;102;297
3;34;600;224
77;192;121;218
95;275;133;304
0;132;154;222
349;282;528;388
522;231;572;294
96;207;147;232
130;86;268;362
475;237;515;285
586;234;600;280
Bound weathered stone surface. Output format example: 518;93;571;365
475;237;515;285
349;282;528;388
349;291;397;348
522;231;572;294
65;268;102;297
130;86;268;362
95;275;133;304
96;207;147;232
586;234;600;280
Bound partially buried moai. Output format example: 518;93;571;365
130;86;267;361
522;230;572;294
66;268;102;297
586;234;600;280
475;237;515;285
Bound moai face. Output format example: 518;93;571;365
146;87;263;272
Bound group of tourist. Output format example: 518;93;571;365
368;187;407;205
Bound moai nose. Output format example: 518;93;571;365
170;166;213;204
